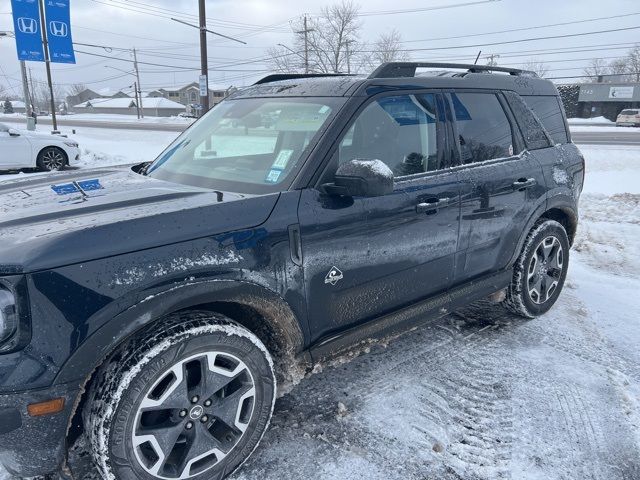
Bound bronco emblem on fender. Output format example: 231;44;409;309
324;266;344;286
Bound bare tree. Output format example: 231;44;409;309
627;45;640;82
0;83;6;100
66;83;88;97
268;1;362;74
365;29;410;69
582;58;609;82
33;81;65;112
522;58;549;78
608;58;630;82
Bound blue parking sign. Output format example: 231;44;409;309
44;0;76;64
11;0;45;62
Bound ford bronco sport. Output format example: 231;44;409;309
0;62;584;479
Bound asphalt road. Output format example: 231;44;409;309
2;116;640;144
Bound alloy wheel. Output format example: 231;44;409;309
41;148;65;170
132;351;256;479
527;235;564;305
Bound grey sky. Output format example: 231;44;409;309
1;0;639;97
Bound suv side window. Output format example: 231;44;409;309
504;91;552;150
521;95;569;144
337;93;443;178
450;92;515;164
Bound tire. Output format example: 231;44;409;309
85;312;276;480
36;146;67;171
503;219;570;318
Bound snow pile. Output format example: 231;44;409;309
568;116;613;125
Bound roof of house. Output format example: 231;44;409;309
73;97;185;109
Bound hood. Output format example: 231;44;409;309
0;166;279;273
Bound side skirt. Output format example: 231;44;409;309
309;269;512;362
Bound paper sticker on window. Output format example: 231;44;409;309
508;144;514;156
272;149;293;169
265;168;283;183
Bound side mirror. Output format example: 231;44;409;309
324;159;394;197
8;129;20;137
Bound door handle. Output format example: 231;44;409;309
416;197;449;214
512;178;537;191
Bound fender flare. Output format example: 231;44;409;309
54;279;305;386
508;194;578;267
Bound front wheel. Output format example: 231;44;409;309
36;146;67;171
503;219;570;318
85;313;276;480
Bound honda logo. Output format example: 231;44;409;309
49;21;68;37
17;17;38;35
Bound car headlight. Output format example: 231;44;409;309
64;141;79;148
0;287;18;348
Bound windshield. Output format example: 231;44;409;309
146;97;345;194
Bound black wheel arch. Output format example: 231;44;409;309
60;280;309;453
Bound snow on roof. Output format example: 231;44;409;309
74;97;185;109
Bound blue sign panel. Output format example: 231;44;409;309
11;0;45;62
44;0;76;64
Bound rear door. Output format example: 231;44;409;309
298;91;460;343
449;90;547;283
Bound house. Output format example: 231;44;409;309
2;100;26;113
73;97;185;117
66;88;103;109
148;82;232;107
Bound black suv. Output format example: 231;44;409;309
0;62;584;479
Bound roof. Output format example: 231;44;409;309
233;64;559;100
73;97;185;109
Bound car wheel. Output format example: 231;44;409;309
503;219;570;318
37;146;67;171
85;312;276;480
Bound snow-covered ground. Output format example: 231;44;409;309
0;112;195;125
568;116;613;125
0;129;639;479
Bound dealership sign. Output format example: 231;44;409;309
609;86;634;99
11;0;76;64
11;0;44;61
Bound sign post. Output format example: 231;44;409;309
38;0;58;132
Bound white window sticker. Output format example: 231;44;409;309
272;149;293;169
265;169;283;183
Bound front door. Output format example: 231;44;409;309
298;92;460;343
0;128;30;169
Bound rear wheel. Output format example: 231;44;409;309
36;146;67;171
503;219;570;318
85;312;276;480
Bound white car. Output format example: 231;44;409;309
616;109;640;127
0;122;80;171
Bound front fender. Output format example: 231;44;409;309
54;278;305;386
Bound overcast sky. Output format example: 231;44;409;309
1;0;639;98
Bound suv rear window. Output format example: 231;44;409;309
620;109;639;115
450;92;514;163
522;95;568;144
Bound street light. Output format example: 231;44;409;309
104;65;141;119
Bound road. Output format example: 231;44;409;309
2;116;640;145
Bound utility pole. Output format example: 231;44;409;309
29;68;36;111
486;53;500;67
132;48;144;118
19;61;32;117
296;15;314;73
133;81;140;119
198;0;210;114
343;39;355;74
38;0;58;132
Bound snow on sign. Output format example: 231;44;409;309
609;86;634;99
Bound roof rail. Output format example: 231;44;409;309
254;73;352;85
369;62;537;79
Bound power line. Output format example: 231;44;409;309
400;11;640;44
356;0;501;17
